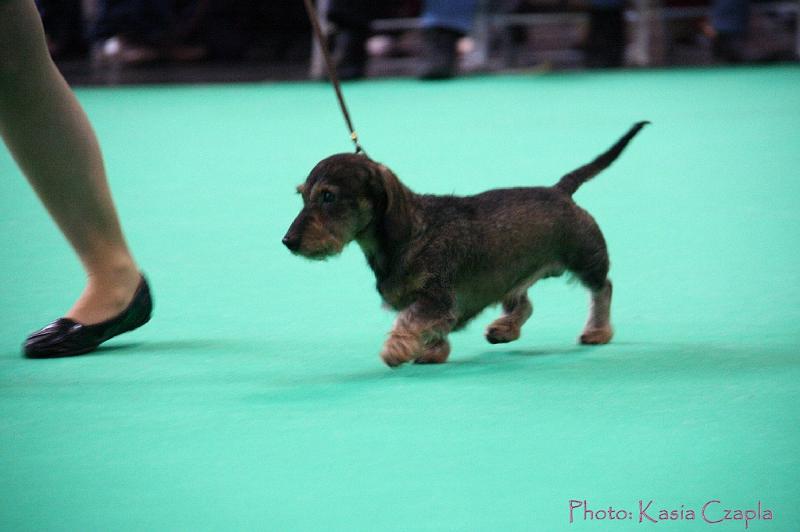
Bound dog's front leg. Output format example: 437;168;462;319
380;295;455;367
414;338;451;365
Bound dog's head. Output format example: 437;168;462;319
282;153;411;260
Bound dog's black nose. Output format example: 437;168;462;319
282;235;301;252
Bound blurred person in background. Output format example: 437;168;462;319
706;0;798;63
36;0;88;59
224;0;311;62
504;0;627;69
92;0;209;64
90;0;310;64
709;0;748;61
329;0;479;79
584;0;626;67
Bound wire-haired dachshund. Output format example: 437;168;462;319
283;122;648;367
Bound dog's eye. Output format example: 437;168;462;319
321;191;336;204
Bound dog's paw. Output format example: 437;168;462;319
579;327;613;345
380;348;411;367
380;354;401;367
380;335;419;367
485;322;521;344
414;340;450;364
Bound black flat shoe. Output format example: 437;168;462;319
24;275;153;359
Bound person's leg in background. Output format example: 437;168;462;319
585;0;626;68
92;0;166;63
710;0;749;62
327;0;389;79
419;0;478;79
0;0;151;356
92;0;207;64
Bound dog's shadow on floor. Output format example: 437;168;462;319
402;345;591;377
310;345;595;387
258;340;725;401
462;345;587;363
317;339;690;386
243;345;596;405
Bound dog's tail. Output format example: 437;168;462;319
554;121;649;196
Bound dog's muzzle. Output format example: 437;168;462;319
282;213;306;252
282;233;301;252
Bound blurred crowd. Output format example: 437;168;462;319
37;0;311;63
37;0;797;79
328;0;629;78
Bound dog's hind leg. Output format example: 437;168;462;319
485;291;533;344
580;280;613;344
568;220;614;345
571;245;614;345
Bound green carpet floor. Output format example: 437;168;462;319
1;66;799;531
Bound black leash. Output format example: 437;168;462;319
302;0;367;157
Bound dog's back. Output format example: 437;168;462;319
413;122;649;329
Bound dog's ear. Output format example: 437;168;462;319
371;163;414;242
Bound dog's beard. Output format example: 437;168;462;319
296;237;346;261
301;249;337;261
